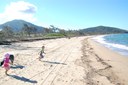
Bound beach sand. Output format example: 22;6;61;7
0;36;128;85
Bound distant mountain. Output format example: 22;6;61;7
0;19;44;32
80;26;128;35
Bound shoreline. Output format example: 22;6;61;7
92;34;128;57
83;37;128;85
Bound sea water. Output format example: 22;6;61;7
93;33;128;56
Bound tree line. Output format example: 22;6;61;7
0;24;82;44
1;25;127;45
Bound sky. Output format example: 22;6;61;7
0;0;128;30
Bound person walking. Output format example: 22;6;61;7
2;53;11;75
39;46;45;61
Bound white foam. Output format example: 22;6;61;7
93;35;128;55
92;35;107;44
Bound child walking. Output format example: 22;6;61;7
2;53;11;75
39;46;45;61
1;54;14;66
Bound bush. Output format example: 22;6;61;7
44;33;65;38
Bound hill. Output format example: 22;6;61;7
0;19;44;32
80;26;128;35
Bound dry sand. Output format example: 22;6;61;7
0;36;128;85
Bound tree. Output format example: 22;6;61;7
59;29;67;36
49;25;59;33
2;26;14;38
43;28;51;34
22;24;32;37
0;31;5;41
31;26;37;36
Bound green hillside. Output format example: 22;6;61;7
80;26;128;35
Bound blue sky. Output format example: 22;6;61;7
0;0;128;30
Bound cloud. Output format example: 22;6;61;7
20;6;37;13
0;1;37;24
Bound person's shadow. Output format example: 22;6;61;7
8;74;37;83
42;60;67;65
10;64;25;69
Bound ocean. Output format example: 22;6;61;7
93;33;128;56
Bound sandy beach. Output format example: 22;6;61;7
0;36;128;85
